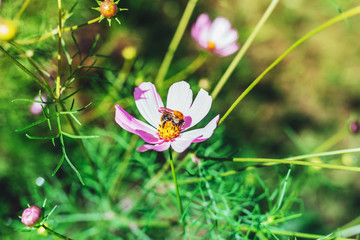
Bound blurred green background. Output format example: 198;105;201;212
1;0;360;239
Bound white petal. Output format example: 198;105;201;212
208;17;231;42
134;82;164;128
189;114;219;143
166;81;193;115
213;29;238;49
185;88;212;129
171;114;219;152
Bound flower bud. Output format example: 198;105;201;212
349;121;360;134
100;1;118;18
0;19;17;41
21;206;42;227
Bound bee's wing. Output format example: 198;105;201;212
159;107;173;114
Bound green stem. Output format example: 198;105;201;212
164;53;208;86
154;0;198;88
109;134;138;201
58;102;101;186
238;225;352;240
15;17;101;45
56;0;63;99
211;0;279;100
41;224;73;240
14;0;32;21
313;128;348;153
0;46;50;93
9;42;55;99
219;5;360;126
168;149;184;220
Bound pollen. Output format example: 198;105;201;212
158;121;181;140
207;41;216;50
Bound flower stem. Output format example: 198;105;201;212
109;134;138;201
9;42;55;99
219;5;360;126
168;149;184;221
211;0;279;100
154;0;198;89
56;0;63;99
41;224;73;240
15;17;101;45
164;52;208;87
0;45;51;94
14;0;32;21
238;225;352;240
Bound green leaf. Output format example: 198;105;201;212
62;131;99;139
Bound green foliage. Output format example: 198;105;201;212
1;0;360;239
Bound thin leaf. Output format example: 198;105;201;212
15;114;57;132
26;133;60;140
61;131;99;139
69;113;82;126
52;154;65;176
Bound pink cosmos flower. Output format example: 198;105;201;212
115;81;219;153
30;95;47;115
21;206;42;227
191;13;239;57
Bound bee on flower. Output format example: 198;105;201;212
115;81;219;153
191;13;239;57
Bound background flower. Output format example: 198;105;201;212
115;81;219;153
191;13;239;57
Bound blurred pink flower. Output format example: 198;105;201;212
115;81;219;153
21;206;42;227
191;13;239;57
30;95;47;115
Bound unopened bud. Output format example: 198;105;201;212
350;121;360;134
0;19;17;41
21;206;42;227
100;1;118;18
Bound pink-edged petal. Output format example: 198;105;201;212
213;43;240;57
191;114;219;143
137;141;170;152
191;14;211;42
115;105;160;144
185;88;212;129
171;114;219;152
134;82;164;128
166;81;193;115
208;17;232;42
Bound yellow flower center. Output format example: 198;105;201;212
157;121;181;140
207;41;216;50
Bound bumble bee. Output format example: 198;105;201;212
158;107;185;129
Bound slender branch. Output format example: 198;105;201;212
238;225;353;240
41;224;73;240
164;53;208;86
15;17;101;45
56;0;63;98
14;0;32;21
9;42;55;99
154;0;198;88
219;5;360;126
0;46;50;93
211;0;279;100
